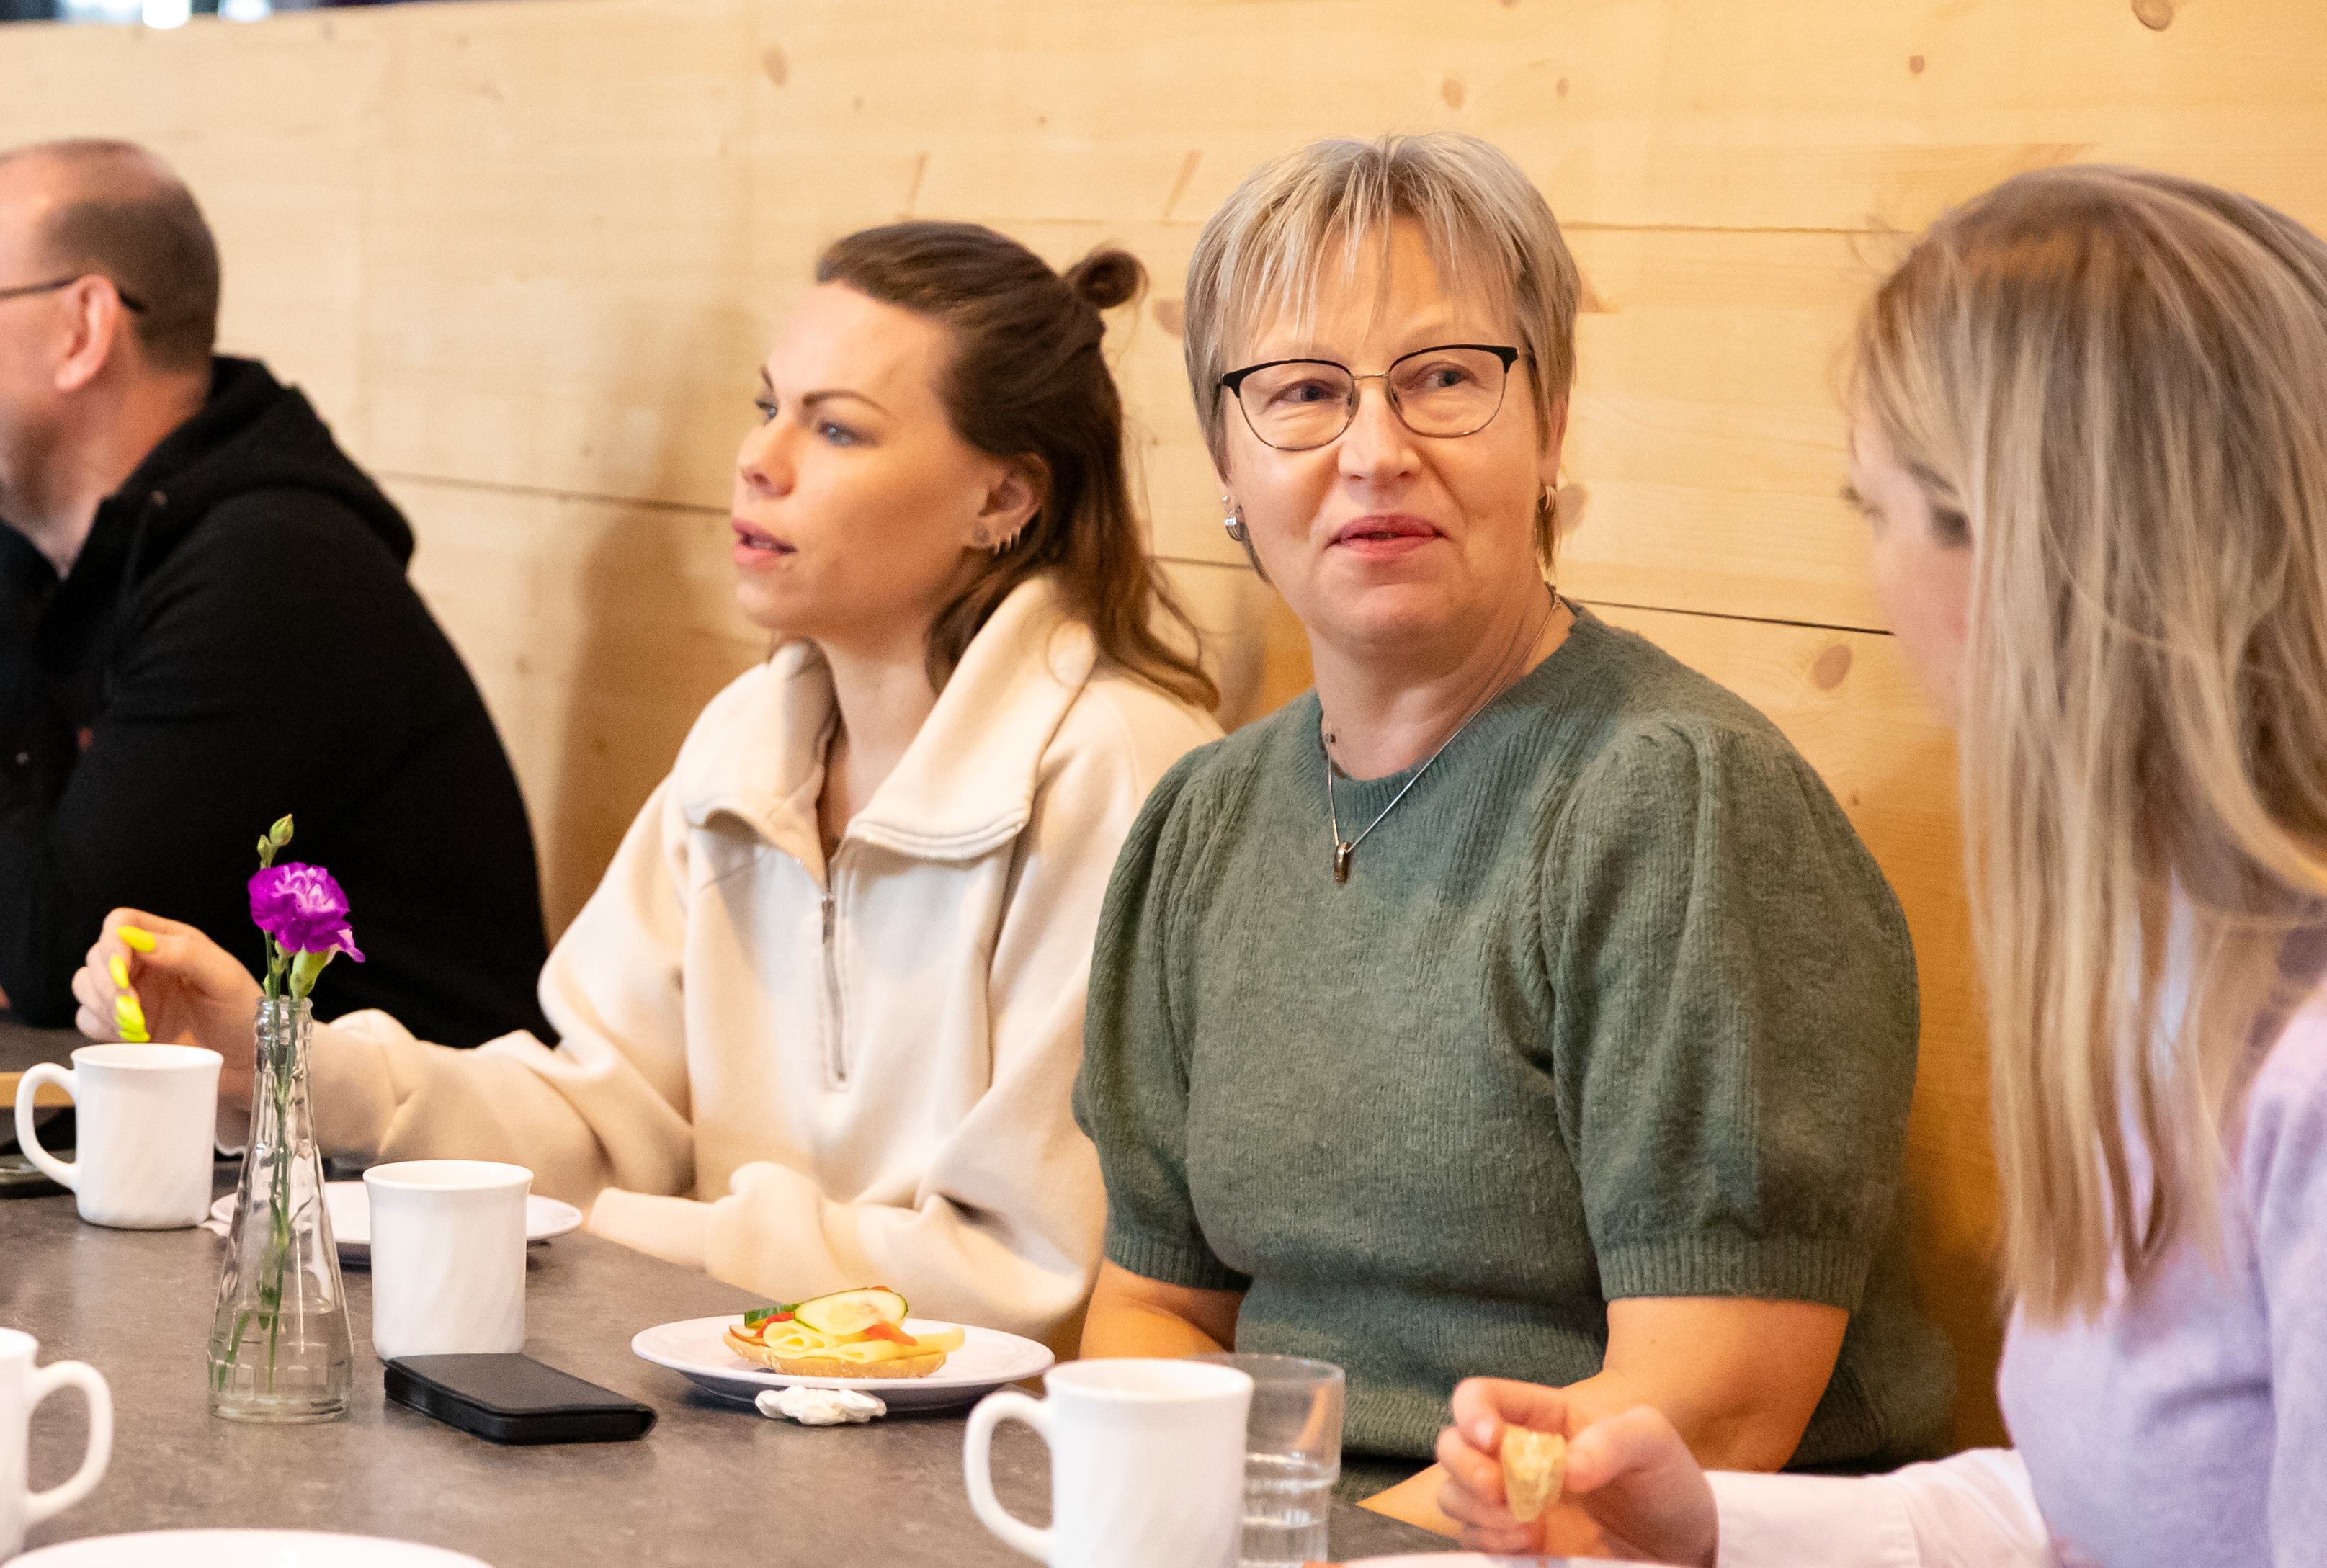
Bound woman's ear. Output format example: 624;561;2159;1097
968;455;1047;548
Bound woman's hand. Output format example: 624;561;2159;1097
1435;1378;1719;1566
71;909;264;1115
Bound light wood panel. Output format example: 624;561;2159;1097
10;0;2321;627
0;1072;71;1108
387;477;767;933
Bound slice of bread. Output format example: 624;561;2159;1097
724;1327;948;1380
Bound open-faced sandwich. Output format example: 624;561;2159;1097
722;1286;968;1380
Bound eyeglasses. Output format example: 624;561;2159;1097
1218;343;1521;452
0;276;148;313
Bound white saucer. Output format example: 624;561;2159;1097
16;1531;493;1567
630;1314;1053;1411
207;1181;583;1258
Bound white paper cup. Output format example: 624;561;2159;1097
362;1160;532;1361
12;1044;222;1228
0;1327;112;1559
964;1358;1252;1568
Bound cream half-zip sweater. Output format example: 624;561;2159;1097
296;578;1220;1348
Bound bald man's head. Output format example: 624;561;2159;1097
0;140;219;374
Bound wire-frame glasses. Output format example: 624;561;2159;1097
1218;343;1520;452
0;276;149;313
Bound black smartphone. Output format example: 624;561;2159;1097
0;1151;68;1199
383;1353;657;1445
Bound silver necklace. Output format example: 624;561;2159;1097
1323;589;1558;884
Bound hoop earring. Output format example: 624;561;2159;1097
1221;495;1248;544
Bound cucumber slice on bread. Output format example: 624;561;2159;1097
791;1286;909;1335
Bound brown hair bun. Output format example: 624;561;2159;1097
1064;246;1145;311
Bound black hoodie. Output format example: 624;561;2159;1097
0;357;552;1044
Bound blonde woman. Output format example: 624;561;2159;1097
70;222;1221;1353
1075;132;1952;1514
1437;166;2327;1565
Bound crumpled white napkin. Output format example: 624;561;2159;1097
756;1386;887;1425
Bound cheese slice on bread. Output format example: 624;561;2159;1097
723;1327;955;1379
722;1286;968;1380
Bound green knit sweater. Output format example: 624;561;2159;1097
1074;609;1953;1469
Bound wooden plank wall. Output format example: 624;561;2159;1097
9;0;2324;1451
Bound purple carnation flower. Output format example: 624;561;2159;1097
248;862;366;962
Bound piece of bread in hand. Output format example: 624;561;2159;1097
1500;1426;1568;1522
723;1327;948;1380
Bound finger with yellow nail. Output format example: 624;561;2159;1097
114;993;150;1044
117;925;158;954
109;954;130;990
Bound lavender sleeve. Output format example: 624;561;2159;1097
2242;1018;2327;1558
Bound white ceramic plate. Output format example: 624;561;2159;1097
16;1530;493;1567
630;1314;1053;1411
207;1181;583;1258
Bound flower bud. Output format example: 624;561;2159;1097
288;948;334;1000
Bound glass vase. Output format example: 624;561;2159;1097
206;997;353;1422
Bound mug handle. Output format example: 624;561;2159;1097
24;1360;111;1525
962;1389;1055;1562
14;1063;78;1191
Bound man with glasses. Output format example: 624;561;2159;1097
0;138;550;1047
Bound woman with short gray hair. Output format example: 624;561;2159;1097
1073;133;1951;1527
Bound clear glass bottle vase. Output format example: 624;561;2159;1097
206;996;353;1421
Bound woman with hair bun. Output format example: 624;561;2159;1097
72;221;1221;1350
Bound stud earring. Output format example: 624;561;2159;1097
1221;495;1248;544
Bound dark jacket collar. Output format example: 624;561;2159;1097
91;356;413;588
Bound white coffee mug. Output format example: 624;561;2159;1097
13;1044;222;1229
364;1160;532;1361
0;1327;112;1559
964;1358;1253;1568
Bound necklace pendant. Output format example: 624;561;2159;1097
1333;841;1354;884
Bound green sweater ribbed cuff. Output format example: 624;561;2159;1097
1104;1220;1250;1293
1596;1234;1872;1312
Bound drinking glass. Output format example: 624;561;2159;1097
1189;1354;1344;1568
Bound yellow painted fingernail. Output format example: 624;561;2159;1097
116;995;146;1031
109;955;129;989
117;926;156;953
120;1025;149;1043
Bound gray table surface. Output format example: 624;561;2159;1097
1;1018;81;1074
4;1019;86;1160
5;1171;1454;1565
